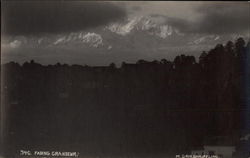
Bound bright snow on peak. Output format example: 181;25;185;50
106;16;181;38
53;32;103;47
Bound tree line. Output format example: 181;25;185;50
2;38;250;157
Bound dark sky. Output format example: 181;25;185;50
2;1;126;36
1;1;250;65
116;1;250;35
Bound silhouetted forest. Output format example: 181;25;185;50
2;38;250;157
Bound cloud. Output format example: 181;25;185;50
151;2;250;35
2;1;126;36
194;2;250;34
131;6;142;11
9;40;22;48
1;39;22;50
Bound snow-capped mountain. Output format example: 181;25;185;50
106;16;182;38
81;33;103;47
53;32;103;48
6;15;248;52
188;35;221;45
41;15;247;50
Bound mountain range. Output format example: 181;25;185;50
49;15;246;48
2;15;248;65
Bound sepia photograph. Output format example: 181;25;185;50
1;1;250;158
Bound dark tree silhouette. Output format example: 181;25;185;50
1;38;248;157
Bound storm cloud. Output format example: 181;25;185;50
194;2;250;34
2;1;126;36
153;2;250;35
